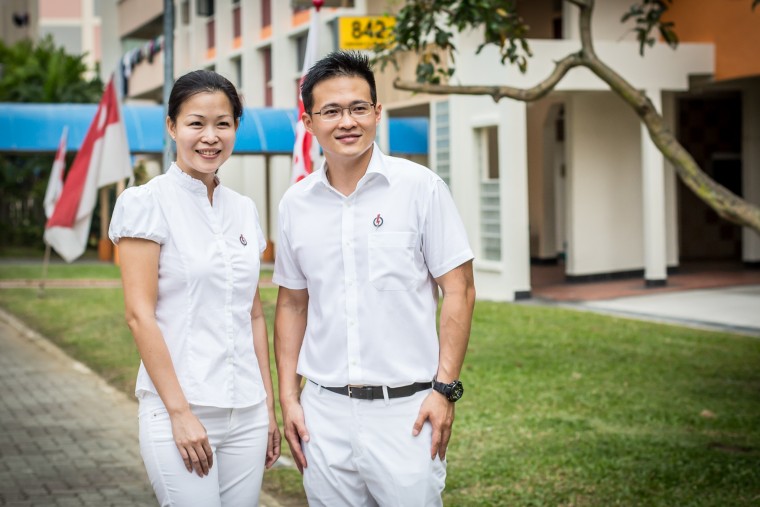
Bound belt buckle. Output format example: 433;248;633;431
347;384;364;398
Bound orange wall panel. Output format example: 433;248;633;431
40;0;81;18
665;0;760;81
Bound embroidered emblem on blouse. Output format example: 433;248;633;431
239;234;247;246
373;213;384;229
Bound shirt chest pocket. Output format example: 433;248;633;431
368;232;422;291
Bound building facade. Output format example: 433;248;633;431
1;0;101;77
102;0;759;300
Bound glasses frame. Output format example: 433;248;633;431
310;102;376;122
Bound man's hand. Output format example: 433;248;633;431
412;391;455;460
281;398;310;473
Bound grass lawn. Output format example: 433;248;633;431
1;275;758;505
0;262;122;280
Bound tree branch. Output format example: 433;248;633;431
583;55;760;231
394;53;584;103
578;0;596;57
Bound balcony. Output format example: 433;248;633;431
118;0;164;39
126;46;164;101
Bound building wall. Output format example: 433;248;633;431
0;0;38;45
665;0;760;81
565;91;644;276
563;0;642;42
38;0;99;76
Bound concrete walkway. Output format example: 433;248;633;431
0;309;282;507
0;309;155;507
575;284;760;337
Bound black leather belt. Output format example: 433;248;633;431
313;381;432;400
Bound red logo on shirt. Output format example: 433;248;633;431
373;214;384;228
239;234;247;246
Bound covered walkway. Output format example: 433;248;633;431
0;103;428;156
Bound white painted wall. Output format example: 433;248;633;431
448;95;531;301
563;0;644;42
453;34;713;94
565;92;644;276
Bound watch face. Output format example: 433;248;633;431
449;381;464;402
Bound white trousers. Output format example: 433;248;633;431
138;393;269;507
300;381;446;507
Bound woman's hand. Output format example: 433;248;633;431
170;408;214;477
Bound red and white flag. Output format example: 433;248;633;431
290;7;321;184
43;126;68;219
44;76;132;263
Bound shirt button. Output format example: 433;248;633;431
350;359;357;366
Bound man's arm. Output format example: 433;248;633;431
413;260;475;459
274;286;310;473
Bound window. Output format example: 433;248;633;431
261;47;273;106
232;3;241;40
206;18;215;51
477;126;501;261
197;0;214;17
231;57;242;89
295;33;307;71
261;0;271;29
434;101;451;185
180;0;190;25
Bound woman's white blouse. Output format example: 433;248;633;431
109;164;267;408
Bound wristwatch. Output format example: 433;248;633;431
432;379;464;402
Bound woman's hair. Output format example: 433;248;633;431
300;51;376;115
167;70;243;123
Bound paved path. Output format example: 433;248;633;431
577;284;760;337
0;309;155;507
0;308;283;507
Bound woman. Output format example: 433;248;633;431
109;70;280;506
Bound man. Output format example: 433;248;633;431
273;51;475;506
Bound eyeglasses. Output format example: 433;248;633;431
310;102;376;122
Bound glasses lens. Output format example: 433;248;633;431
319;107;341;121
350;103;372;116
317;103;373;121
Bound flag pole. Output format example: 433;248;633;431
38;242;52;298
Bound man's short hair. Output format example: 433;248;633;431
301;51;377;114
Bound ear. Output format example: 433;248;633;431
374;103;382;125
166;116;176;140
234;118;240;131
302;111;314;134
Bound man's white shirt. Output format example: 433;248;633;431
273;145;473;387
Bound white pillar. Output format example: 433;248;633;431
742;85;760;263
501;99;531;297
641;89;667;285
81;0;96;78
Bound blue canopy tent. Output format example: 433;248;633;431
1;103;429;261
0;103;428;156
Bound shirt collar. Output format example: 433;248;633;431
168;163;221;196
302;143;390;193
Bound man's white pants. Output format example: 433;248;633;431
138;393;269;507
301;381;446;507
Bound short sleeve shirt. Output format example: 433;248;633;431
109;164;267;408
273;145;474;387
